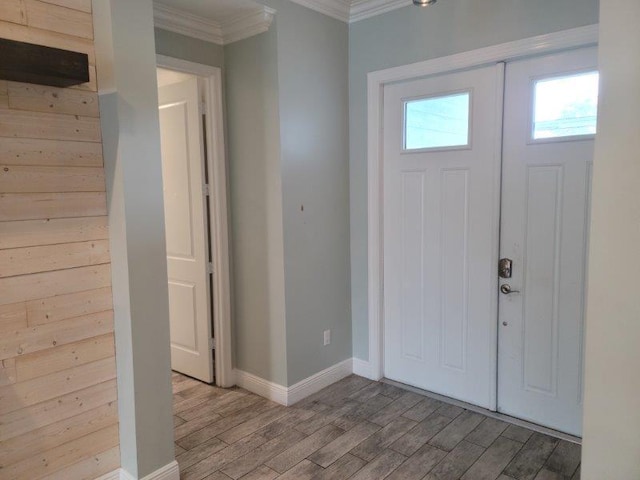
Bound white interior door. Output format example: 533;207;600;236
383;65;504;409
498;48;598;436
159;77;214;383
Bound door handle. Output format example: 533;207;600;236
500;284;520;295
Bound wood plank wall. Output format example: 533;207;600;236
0;1;121;479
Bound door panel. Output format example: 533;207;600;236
159;77;213;383
168;281;198;351
383;65;504;409
441;168;470;371
498;48;597;435
522;166;563;395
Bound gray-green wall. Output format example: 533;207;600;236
225;26;289;386
94;1;175;477
349;0;600;361
268;0;351;386
226;0;351;386
155;28;224;68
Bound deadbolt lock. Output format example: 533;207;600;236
498;258;513;279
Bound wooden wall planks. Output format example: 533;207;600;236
26;286;113;325
0;138;104;167
39;446;121;480
0;402;117;469
0;310;114;362
0;264;112;305
0;81;8;108
14;333;115;381
0;166;106;193
7;82;100;117
39;0;92;14
0;2;122;478
0;217;109;249
0;239;110;277
0;109;102;142
0;0;27;26
0;191;107;221
0;358;17;386
0;302;28;332
24;0;94;40
1;379;118;442
0;356;117;415
2;424;119;480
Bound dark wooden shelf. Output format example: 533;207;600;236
0;38;89;88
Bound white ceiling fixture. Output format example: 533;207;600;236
153;1;275;46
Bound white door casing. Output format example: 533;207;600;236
382;65;504;410
159;77;214;383
157;55;234;388
497;47;597;436
366;26;599;385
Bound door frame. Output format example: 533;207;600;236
156;54;234;387
364;25;599;383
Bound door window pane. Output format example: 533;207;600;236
404;92;470;150
533;72;599;140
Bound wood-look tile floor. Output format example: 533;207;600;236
172;372;581;480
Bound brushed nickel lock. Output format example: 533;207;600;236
498;258;513;279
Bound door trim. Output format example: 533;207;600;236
364;25;599;382
156;54;234;387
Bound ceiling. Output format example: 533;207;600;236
155;0;263;23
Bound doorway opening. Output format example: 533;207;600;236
156;56;233;388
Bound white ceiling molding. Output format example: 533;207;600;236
222;7;276;45
288;0;351;22
288;0;411;23
155;0;419;40
154;3;224;44
153;2;275;46
350;0;412;22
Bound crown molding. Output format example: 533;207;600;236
154;0;421;37
154;3;224;44
223;7;276;45
288;0;351;22
153;2;275;46
350;0;412;22
288;0;412;23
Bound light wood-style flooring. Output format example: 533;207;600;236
172;372;581;480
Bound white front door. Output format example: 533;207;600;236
383;65;504;409
159;77;214;383
382;48;597;435
498;48;598;436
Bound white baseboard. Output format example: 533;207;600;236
119;461;180;480
352;357;375;380
234;369;289;405
287;358;353;405
234;358;355;406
